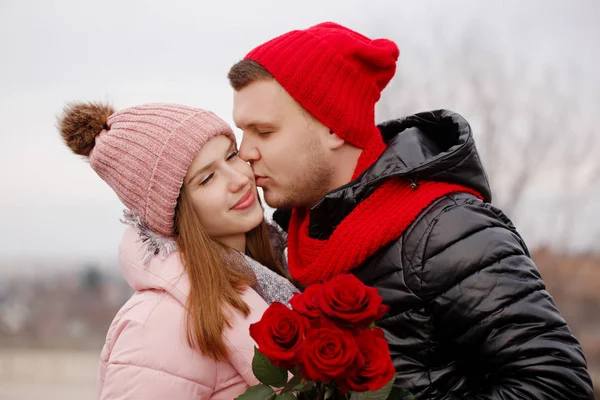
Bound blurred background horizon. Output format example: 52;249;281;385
1;0;599;398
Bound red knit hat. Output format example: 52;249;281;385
245;22;399;149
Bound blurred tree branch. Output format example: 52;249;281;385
376;22;600;250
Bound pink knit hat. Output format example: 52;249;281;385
58;102;236;237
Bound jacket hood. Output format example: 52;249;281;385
118;211;188;306
309;109;492;238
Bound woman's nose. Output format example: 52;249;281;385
227;165;250;192
238;136;260;163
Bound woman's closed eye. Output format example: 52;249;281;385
199;151;238;185
227;150;239;160
199;173;214;186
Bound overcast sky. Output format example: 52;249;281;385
1;0;598;266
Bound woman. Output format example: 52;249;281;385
58;102;298;399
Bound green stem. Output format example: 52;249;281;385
317;382;325;400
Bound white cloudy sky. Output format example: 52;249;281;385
1;0;598;265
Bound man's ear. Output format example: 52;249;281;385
324;130;345;150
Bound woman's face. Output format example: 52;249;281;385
182;135;263;247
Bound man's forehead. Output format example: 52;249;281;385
233;85;282;127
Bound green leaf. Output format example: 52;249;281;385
235;384;277;399
252;347;289;388
281;374;302;392
276;392;297;400
394;389;414;400
349;376;396;400
293;380;316;393
384;387;414;400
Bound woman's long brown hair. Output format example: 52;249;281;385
174;191;288;361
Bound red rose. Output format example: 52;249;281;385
299;325;360;382
290;283;322;319
249;302;306;369
320;274;388;326
339;328;395;392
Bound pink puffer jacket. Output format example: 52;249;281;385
97;227;268;399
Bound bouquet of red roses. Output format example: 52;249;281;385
236;274;412;400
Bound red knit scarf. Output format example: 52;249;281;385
287;134;483;286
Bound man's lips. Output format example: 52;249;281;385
254;174;268;186
231;188;255;210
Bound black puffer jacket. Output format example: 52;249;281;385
274;110;594;399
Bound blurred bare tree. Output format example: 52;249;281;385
376;23;600;251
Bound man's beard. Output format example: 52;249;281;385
263;144;332;209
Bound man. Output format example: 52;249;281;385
228;22;594;399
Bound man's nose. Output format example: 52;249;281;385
238;135;260;163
